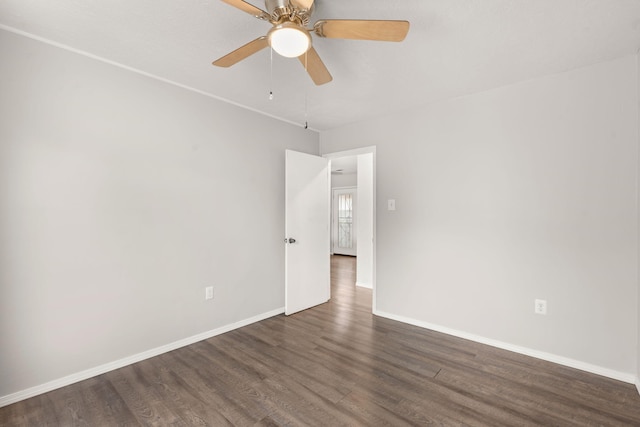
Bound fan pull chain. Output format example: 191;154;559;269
269;47;274;100
304;51;309;129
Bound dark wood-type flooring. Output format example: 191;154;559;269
2;255;640;426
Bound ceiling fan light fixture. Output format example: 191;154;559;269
268;23;311;58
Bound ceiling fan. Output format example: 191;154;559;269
212;0;410;85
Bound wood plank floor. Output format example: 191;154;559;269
2;255;640;426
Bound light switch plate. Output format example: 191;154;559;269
388;199;396;211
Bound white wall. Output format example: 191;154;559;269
637;52;640;393
0;29;318;401
331;173;357;188
321;55;639;379
356;154;374;289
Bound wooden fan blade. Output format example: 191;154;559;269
290;0;314;11
221;0;270;20
212;37;269;67
298;47;332;85
314;20;410;42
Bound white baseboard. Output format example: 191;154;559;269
355;281;372;289
0;307;285;408
374;309;636;385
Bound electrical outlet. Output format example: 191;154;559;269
205;286;214;300
534;299;547;315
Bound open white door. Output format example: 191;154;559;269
285;150;330;315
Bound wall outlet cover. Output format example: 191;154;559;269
534;299;547;315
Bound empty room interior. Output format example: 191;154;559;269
2;0;640;424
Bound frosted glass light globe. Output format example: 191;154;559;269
268;24;311;58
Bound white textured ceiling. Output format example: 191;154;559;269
1;0;640;131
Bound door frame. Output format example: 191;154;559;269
323;146;377;312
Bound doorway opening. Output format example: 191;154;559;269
332;186;357;256
323;147;376;312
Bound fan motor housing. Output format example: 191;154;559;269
265;0;314;25
265;0;288;13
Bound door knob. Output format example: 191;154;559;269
288;238;296;244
